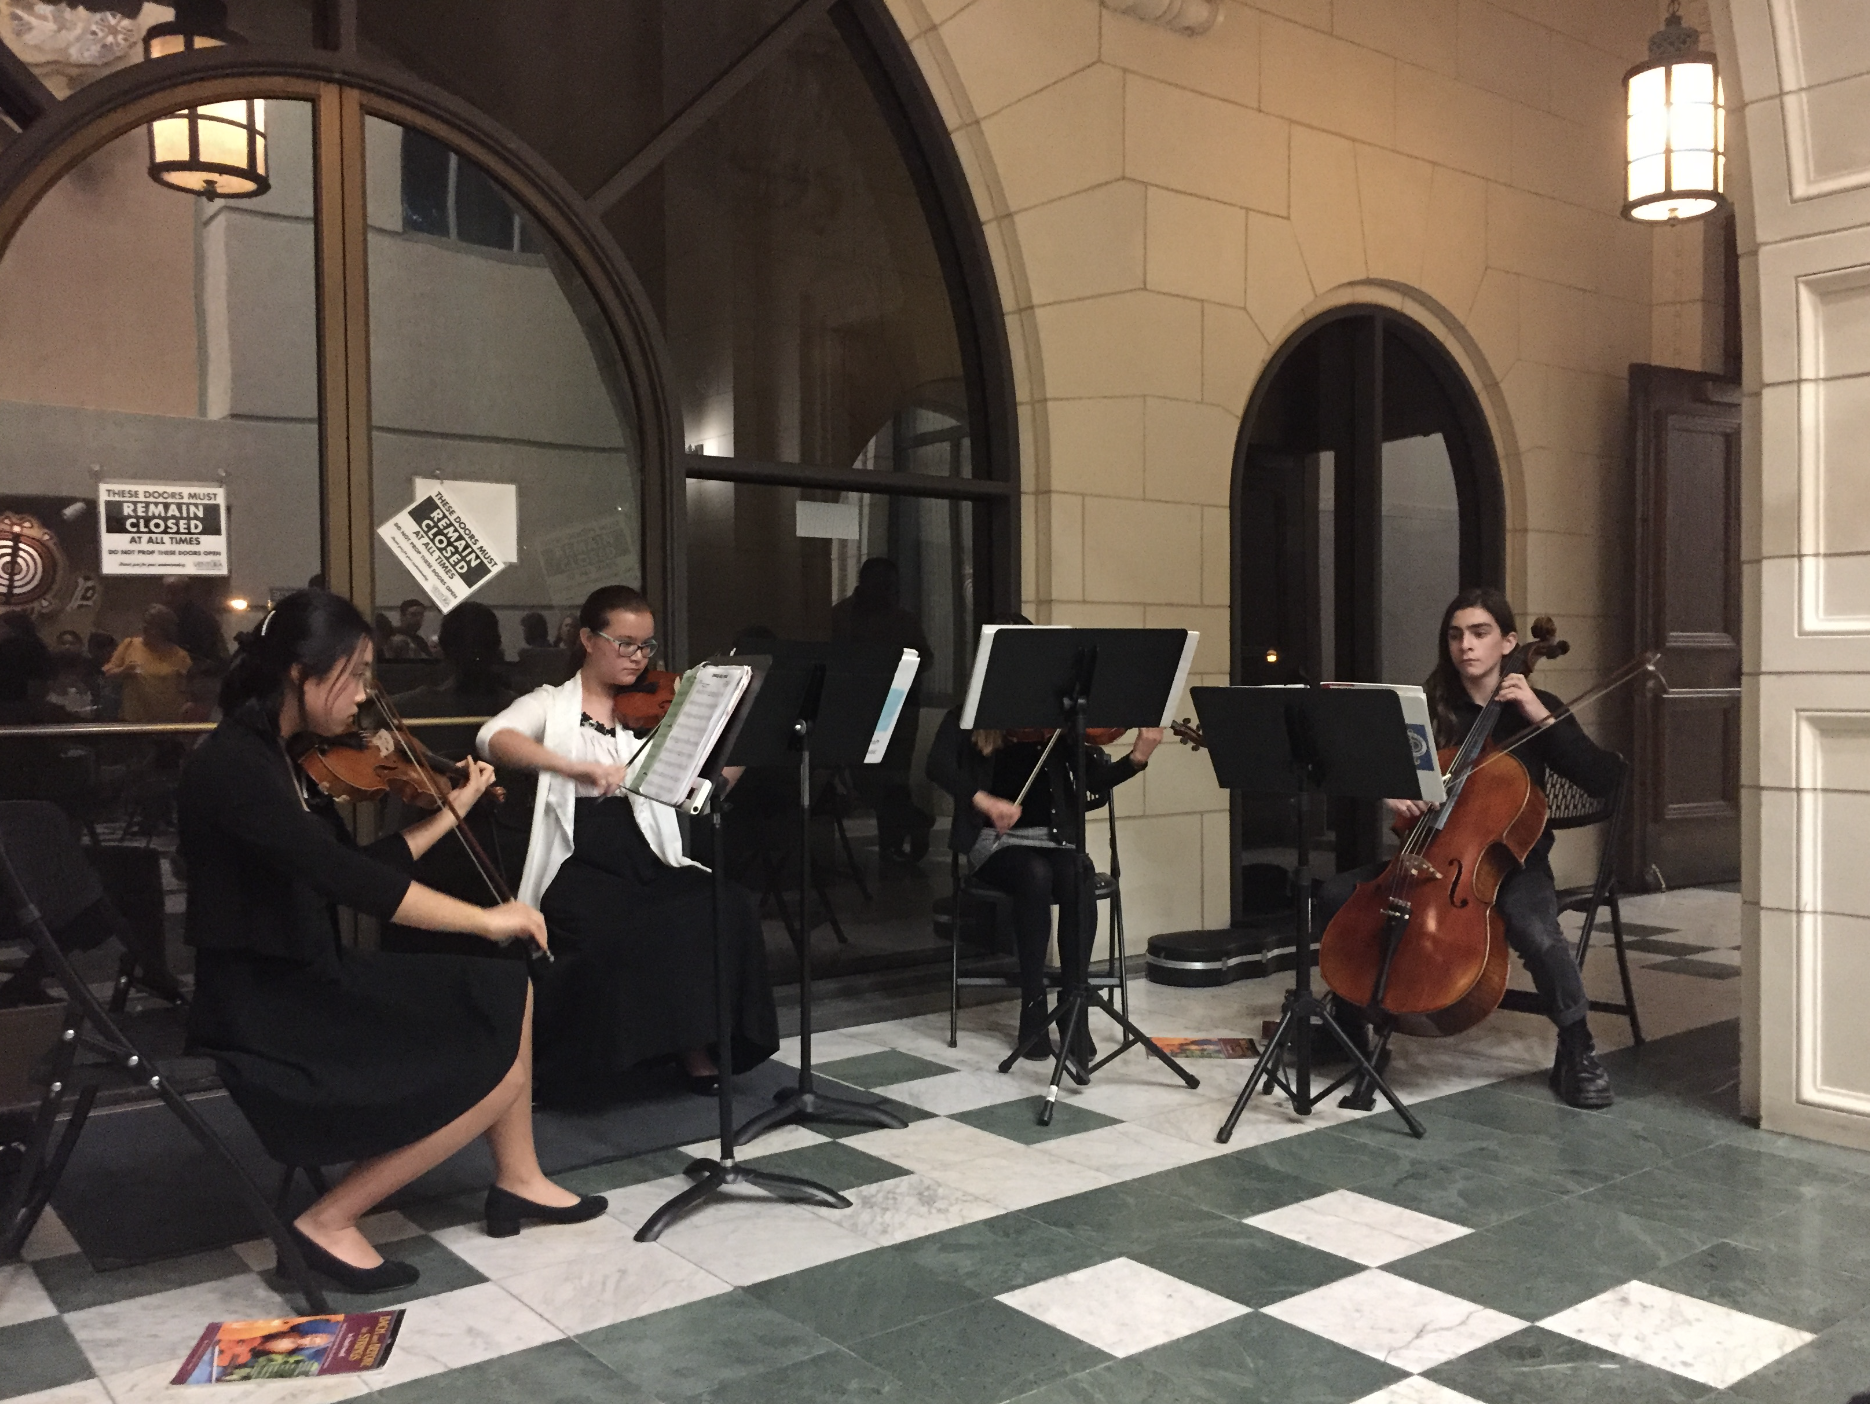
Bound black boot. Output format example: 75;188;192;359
1016;996;1055;1061
1551;1020;1613;1109
1055;998;1096;1072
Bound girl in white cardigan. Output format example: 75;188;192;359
478;585;777;1103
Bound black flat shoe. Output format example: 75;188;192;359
484;1185;609;1238
286;1224;419;1294
685;1072;720;1096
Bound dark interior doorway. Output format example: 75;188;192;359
1231;307;1505;923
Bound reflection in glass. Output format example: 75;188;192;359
1380;434;1461;687
363;116;642;715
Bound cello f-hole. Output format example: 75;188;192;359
1447;856;1468;909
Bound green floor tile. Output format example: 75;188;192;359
950;1097;1119;1145
1424;1325;1711;1404
0;1317;93;1401
1389;1197;1709;1321
1722;1125;1870;1180
747;1249;982;1345
1647;957;1740;979
1623;938;1716;957
373;1338;656;1404
1729;1186;1870;1280
1129;1154;1329;1221
31;1246;254;1313
1428;1085;1616;1142
1722;1307;1870;1404
1132;1311;1403;1404
695;1346;936;1404
1132;1220;1357;1309
849;1299;1107;1404
741;1139;915;1194
1346;1158;1561;1230
579;1289;838;1398
1573;1163;1811;1241
818;1050;959;1089
1008;1357;1215;1403
264;1234;486;1310
1642;1239;1870;1335
1234;1126;1421;1189
1022;1181;1239;1255
559;1147;696;1195
397;1191;484;1233
808;1093;939;1140
891;1214;1113;1296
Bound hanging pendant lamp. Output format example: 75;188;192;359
144;0;269;200
1622;0;1726;223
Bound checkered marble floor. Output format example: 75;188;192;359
11;887;1868;1404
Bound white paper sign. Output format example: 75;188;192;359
97;482;228;576
535;516;640;608
865;649;921;763
796;500;860;539
376;487;507;612
412;479;517;563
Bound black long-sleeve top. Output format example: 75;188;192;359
925;706;1143;856
178;705;416;966
1446;687;1624;829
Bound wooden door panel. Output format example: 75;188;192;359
1629;365;1743;889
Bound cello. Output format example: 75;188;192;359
1315;617;1570;1038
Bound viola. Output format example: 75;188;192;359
1316;617;1569;1038
614;669;678;736
298;729;505;811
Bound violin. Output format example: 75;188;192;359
298;729;505;811
614;669;678;736
1316;617;1569;1038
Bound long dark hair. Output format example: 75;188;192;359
221;589;371;725
1424;586;1517;748
569;584;651;670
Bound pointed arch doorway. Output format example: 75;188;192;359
1231;306;1506;919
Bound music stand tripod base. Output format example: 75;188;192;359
635;1155;850;1243
998;982;1200;1126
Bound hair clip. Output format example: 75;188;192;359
259;608;275;636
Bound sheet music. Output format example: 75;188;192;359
1320;682;1446;803
864;649;921;764
628;663;752;809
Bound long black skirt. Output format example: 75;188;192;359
533;798;778;1106
189;947;527;1168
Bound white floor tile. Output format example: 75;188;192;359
998;1257;1249;1358
841;1116;1024;1173
498;1241;730;1334
0;1262;57;1327
1539;1280;1814;1389
807;1173;1001;1246
431;1206;641;1280
875;1069;1038;1115
1034;1121;1221;1179
683;1123;827;1161
359;1281;561;1391
656;1199;875;1285
1068;1075;1215;1123
1247;1190;1471;1267
776;1029;886;1064
1348;1379;1489;1404
919;1147;1114;1211
10;1381;111;1404
1262;1269;1525;1374
63;1276;293;1378
19;1207;77;1262
103;1358;370;1403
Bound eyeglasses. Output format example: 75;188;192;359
593;630;659;660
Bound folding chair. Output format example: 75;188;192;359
0;802;330;1310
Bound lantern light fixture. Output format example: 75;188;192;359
143;0;269;201
1622;0;1726;223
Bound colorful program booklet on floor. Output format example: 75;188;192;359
1150;1037;1258;1058
172;1311;403;1384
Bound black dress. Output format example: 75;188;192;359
178;706;528;1168
533;795;778;1106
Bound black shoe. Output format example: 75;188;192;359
685;1072;720;1096
286;1223;419;1294
1016;997;1056;1061
484;1185;609;1239
1551;1025;1614;1109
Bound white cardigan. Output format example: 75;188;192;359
476;677;695;908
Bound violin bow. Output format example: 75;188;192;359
1012;728;1065;809
366;679;553;963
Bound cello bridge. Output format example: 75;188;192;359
1395;854;1442;883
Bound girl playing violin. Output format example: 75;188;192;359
478;584;778;1103
1319;587;1624;1108
180;590;601;1295
926;616;1162;1066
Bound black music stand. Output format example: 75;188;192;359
732;642;909;1146
1192;686;1426;1141
635;656;854;1241
969;627;1202;1125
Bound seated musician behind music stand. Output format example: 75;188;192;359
926;617;1162;1065
477;585;779;1104
1317;587;1623;1108
179;590;601;1295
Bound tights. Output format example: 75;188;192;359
973;846;1094;1003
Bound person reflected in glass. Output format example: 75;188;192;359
104;604;192;723
520;612;550;650
85;631;119;720
392;598;435;659
926;615;1161;1067
161;576;228;665
479;585;778;1103
391;602;514;745
45;629;99;719
0;611;52;721
831;557;935;866
180;590;600;1295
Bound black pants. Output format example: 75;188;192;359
1318;847;1588;1030
973;846;1094;1004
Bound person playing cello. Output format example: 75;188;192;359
1317;587;1624;1108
